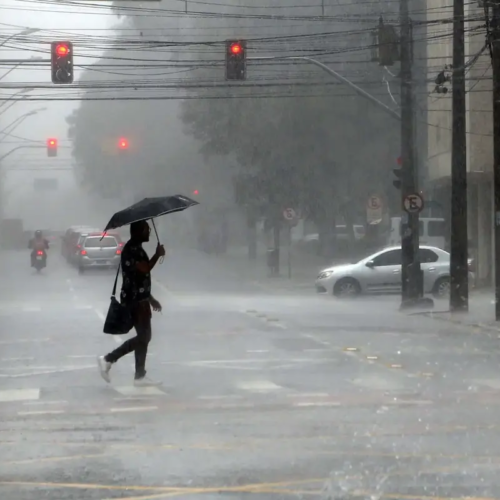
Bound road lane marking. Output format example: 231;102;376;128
0;389;40;402
110;406;158;413
0;357;35;361
0;338;50;344
198;395;244;400
293;401;341;407
94;308;105;322
0;365;95;378
286;392;329;398
23;400;68;406
17;410;65;416
236;380;283;392
114;386;166;396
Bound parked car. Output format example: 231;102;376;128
315;245;475;298
75;233;122;274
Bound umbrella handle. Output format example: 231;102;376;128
151;219;164;264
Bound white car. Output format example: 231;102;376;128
315;245;463;298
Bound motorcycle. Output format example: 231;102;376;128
33;250;47;272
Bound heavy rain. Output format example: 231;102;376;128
0;0;498;498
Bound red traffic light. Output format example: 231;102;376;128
55;44;69;56
193;189;199;195
47;138;57;147
230;43;242;55
118;137;129;149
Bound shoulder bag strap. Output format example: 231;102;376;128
111;262;121;297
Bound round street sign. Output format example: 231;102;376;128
283;208;297;221
367;195;382;210
403;193;424;213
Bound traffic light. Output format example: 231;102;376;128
393;167;403;189
225;40;246;81
377;22;400;66
193;189;199;195
51;41;73;84
47;138;57;157
118;137;129;150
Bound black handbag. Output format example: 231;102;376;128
103;264;134;335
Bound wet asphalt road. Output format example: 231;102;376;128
1;246;500;500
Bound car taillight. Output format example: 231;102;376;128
81;249;87;255
118;242;124;247
37;251;43;256
116;249;122;255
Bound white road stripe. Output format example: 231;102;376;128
293;402;341;407
286;392;329;398
0;339;50;345
0;357;35;362
94;308;106;322
110;406;158;413
0;389;40;402
17;410;65;416
114;386;166;396
236;381;283;392
198;395;244;400
23;400;68;406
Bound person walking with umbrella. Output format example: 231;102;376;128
97;220;165;386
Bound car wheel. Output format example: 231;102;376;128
432;277;450;298
333;278;361;298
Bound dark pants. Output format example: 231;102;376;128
105;300;152;379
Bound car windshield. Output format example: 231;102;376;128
84;237;117;248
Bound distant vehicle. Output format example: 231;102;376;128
61;226;98;260
315;245;474;298
76;233;122;274
33;249;47;272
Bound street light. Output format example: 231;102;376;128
0;90;31;117
0;89;30;111
0;56;43;82
0;108;46;141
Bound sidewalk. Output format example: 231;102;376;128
218;245;345;292
422;290;500;333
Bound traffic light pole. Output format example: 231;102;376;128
249;56;401;122
491;0;500;320
398;0;422;306
449;0;469;312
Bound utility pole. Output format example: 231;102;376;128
399;0;422;306
491;0;500;319
449;0;468;312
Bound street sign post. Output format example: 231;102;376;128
282;208;297;280
403;193;424;213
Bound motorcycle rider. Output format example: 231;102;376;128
28;230;49;267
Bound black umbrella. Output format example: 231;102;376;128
103;195;199;241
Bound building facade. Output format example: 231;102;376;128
426;0;492;286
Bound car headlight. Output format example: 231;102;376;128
318;270;334;279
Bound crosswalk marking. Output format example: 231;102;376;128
236;380;284;392
0;389;40;402
0;302;96;314
113;385;166;397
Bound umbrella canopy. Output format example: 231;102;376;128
103;195;199;232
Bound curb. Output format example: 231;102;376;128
421;311;500;334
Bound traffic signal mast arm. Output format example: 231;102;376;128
247;55;401;121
